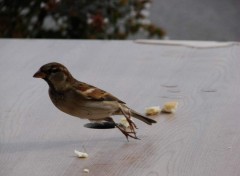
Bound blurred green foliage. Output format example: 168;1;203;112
0;0;165;39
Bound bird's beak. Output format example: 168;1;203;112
33;70;46;78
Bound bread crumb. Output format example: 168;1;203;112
119;117;130;128
145;106;161;116
74;150;88;158
161;102;178;113
83;169;89;173
118;117;132;132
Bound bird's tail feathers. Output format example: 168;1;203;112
130;110;157;125
119;104;157;125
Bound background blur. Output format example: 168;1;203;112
150;0;240;41
0;0;239;41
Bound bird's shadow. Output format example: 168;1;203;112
84;122;116;129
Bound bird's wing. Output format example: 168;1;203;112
73;81;126;104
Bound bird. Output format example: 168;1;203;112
33;62;156;140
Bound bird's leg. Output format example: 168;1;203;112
125;109;139;139
127;108;138;129
104;117;140;141
119;107;139;139
115;124;140;141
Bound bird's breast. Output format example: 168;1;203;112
48;89;118;120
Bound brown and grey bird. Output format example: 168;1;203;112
33;62;156;140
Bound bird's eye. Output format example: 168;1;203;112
51;67;59;73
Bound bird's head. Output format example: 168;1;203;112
33;62;74;91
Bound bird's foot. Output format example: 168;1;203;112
115;124;140;141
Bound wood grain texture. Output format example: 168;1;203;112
0;39;240;176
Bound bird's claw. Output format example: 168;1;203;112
115;124;140;141
118;106;140;141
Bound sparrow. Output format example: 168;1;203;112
33;62;156;140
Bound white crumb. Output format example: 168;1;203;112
74;150;88;158
161;101;178;113
145;106;161;116
83;168;89;173
119;117;130;128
